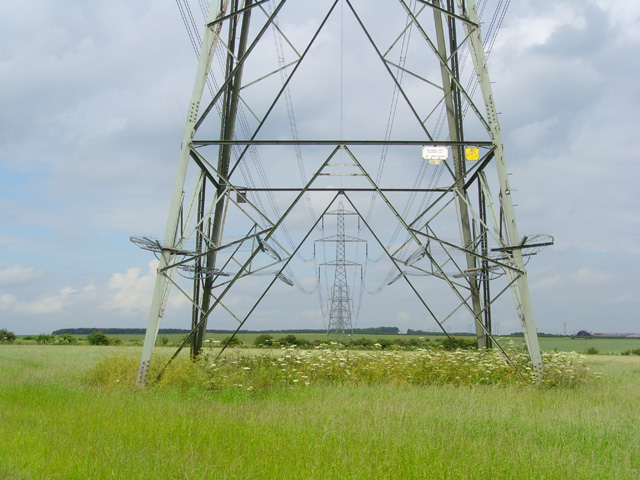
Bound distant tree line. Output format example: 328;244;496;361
52;326;401;336
407;329;476;336
53;328;195;335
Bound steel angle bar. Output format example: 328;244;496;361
413;0;480;27
408;150;489;230
198;146;345;326
240;59;299;90
463;149;494;191
409;231;471;289
467;283;530;383
177;184;225;250
346;0;434;141
195;0;289;132
237;93;261;122
191;139;494;146
214;34;240;66
401;259;471;290
197;159;280;229
239;188;449;192
479;274;523;319
383;60;444;91
397;0;491;133
162;272;204;313
189;148;220;188
340;147;479;324
207;0;271;27
320;260;363;267
257;3;302;58
422;95;447;125
413;228;522;274
338;193;457;343
227;195;278;236
207;292;244;324
439;291;472;324
213;255;291;288
216;193;345;355
194;139;493;146
448;177;502;249
210;225;263;279
218;228;273;253
159;237;285;373
491;242;555;253
442;28;474;66
478;172;505;246
423;240;469;285
429;271;528;382
196;147;383;347
382;3;427;58
180;172;206;240
463;195;507;251
225;0;341;178
172;228;275;275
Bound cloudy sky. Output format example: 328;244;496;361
1;0;638;336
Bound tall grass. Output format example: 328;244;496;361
87;346;593;392
1;345;638;479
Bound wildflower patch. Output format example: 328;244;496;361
199;349;591;391
88;349;593;391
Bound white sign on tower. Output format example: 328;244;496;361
422;146;449;165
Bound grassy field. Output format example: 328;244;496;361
1;345;639;479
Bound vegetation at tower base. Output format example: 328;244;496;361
88;347;593;390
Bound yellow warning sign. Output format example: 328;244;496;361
466;147;479;161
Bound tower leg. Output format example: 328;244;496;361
136;0;223;387
460;0;543;379
433;1;486;348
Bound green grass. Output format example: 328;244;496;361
1;345;639;479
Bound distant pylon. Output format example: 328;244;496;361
328;202;351;335
316;200;365;336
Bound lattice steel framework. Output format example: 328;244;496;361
135;0;548;386
316;201;365;336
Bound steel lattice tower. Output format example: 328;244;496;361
316;201;365;336
328;203;351;335
134;0;551;386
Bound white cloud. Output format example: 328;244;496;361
573;267;613;285
0;265;45;285
495;5;582;53
0;283;96;315
530;273;562;291
103;260;158;315
0;294;17;308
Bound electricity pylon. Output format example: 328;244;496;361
135;0;550;386
316;201;365;336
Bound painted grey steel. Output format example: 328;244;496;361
136;0;225;386
135;0;547;386
458;0;543;378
